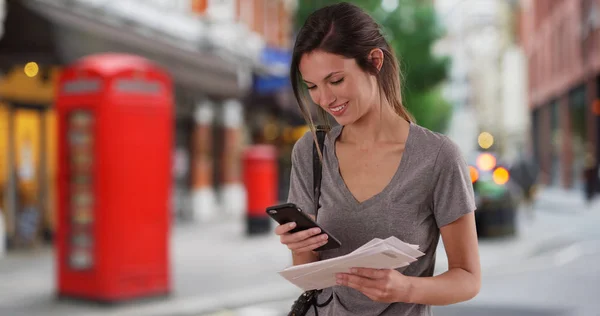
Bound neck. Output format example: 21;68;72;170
341;100;410;148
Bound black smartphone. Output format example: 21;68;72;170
266;203;341;251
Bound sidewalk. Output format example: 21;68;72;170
1;187;598;316
0;220;302;316
436;185;600;275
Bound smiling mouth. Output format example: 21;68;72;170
330;102;348;113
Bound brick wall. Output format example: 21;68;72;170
522;0;600;108
192;0;294;49
521;0;600;187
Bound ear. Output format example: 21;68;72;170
368;48;384;72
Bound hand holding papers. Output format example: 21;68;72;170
278;237;425;291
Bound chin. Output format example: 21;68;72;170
331;116;354;126
332;111;363;126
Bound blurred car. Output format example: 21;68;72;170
469;151;519;238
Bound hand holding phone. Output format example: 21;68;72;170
267;203;341;252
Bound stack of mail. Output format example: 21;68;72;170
278;237;426;291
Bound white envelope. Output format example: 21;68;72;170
278;237;425;291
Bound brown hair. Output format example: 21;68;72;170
290;2;414;154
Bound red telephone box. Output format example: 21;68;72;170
55;53;173;302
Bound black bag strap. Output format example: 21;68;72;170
313;126;328;218
310;125;334;314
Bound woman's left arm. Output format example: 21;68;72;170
406;137;481;305
335;212;480;305
406;211;481;305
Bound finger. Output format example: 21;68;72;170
337;273;379;290
350;268;388;280
274;222;297;236
287;233;328;251
292;238;329;253
281;227;322;244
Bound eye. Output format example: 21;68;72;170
306;85;317;90
331;78;344;85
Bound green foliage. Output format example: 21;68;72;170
294;0;453;133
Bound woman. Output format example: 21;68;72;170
275;2;480;315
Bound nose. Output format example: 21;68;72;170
318;86;336;108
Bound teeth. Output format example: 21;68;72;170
331;103;347;112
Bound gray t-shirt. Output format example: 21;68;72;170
287;122;476;316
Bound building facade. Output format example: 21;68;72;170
0;0;298;249
520;0;600;188
435;0;529;162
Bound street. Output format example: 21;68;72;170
204;188;600;316
1;1;598;316
221;245;600;316
220;248;600;316
0;187;599;316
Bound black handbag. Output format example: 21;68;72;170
288;126;334;316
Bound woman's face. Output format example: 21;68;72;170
299;50;380;126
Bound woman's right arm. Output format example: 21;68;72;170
277;132;327;265
293;251;320;265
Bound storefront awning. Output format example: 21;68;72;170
21;0;252;99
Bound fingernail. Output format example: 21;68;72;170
312;228;321;234
289;222;296;228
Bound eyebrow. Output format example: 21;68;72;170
303;71;343;85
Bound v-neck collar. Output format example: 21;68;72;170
326;122;414;209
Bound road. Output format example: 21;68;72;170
207;191;600;316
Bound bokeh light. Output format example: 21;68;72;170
476;152;496;171
492;167;510;185
263;122;279;141
24;62;39;77
469;166;479;183
478;132;494;149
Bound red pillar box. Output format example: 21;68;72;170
243;145;278;235
55;53;173;303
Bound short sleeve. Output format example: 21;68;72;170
287;132;316;216
432;138;476;228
